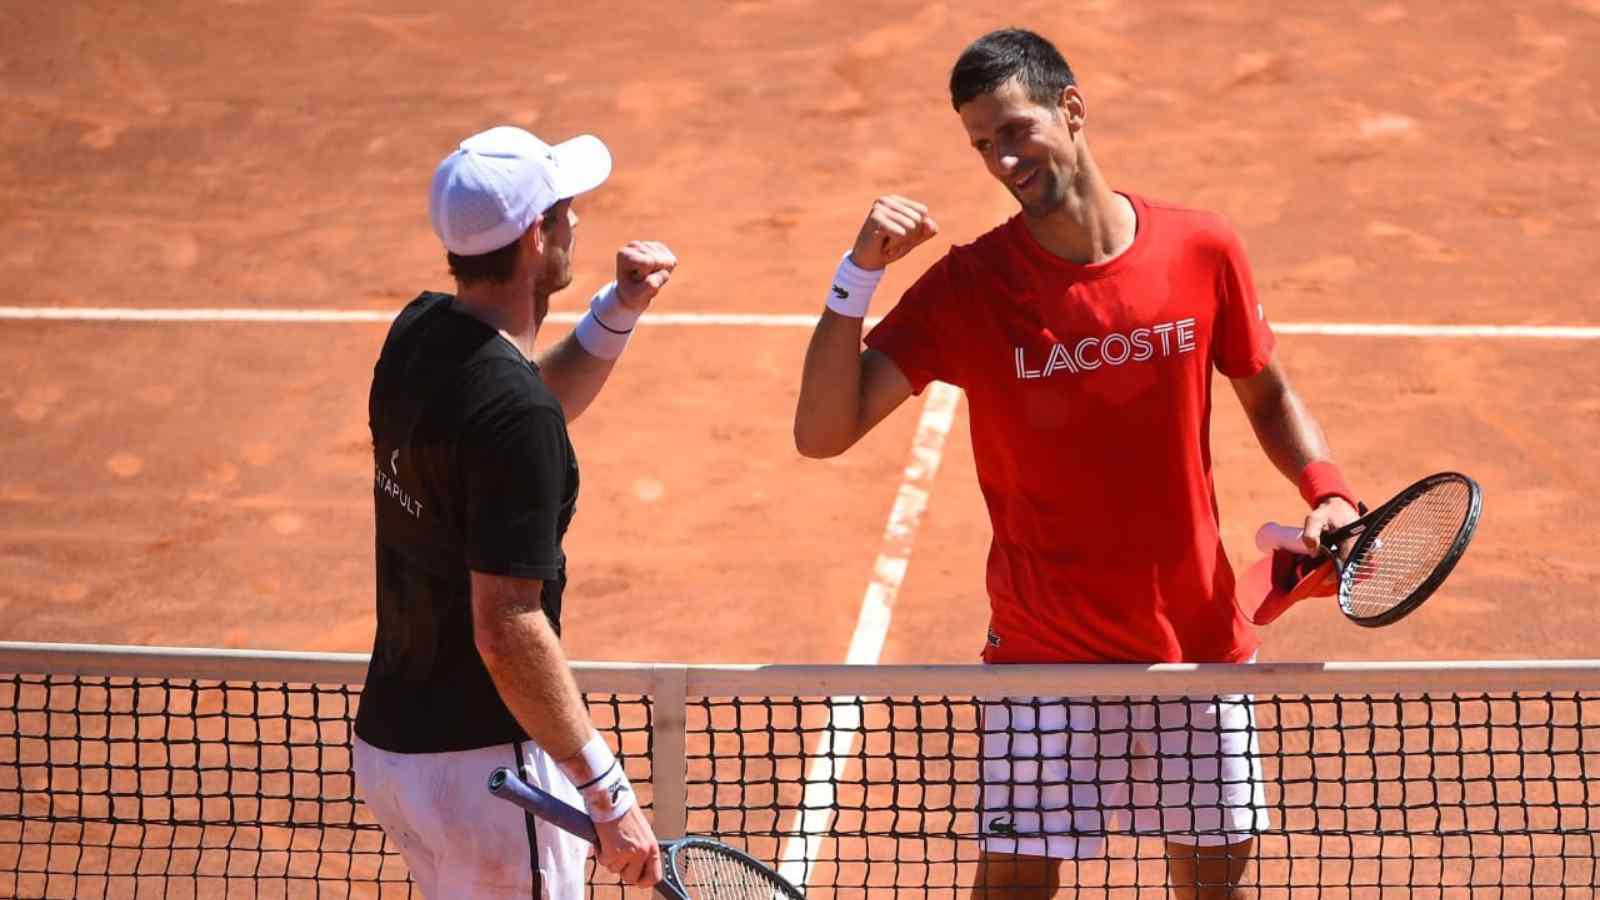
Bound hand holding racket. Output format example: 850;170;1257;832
487;766;806;900
1247;471;1483;627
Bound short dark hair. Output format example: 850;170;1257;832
444;210;560;286
447;240;521;285
949;29;1076;112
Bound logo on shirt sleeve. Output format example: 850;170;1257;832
376;449;423;519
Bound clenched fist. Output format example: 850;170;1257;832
615;241;677;310
849;196;939;271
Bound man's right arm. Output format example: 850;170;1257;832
793;196;938;458
470;571;662;887
795;325;913;458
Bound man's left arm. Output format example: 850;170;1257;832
538;241;676;422
1230;356;1361;552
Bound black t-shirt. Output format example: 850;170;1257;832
354;292;579;753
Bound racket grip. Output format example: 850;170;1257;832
487;766;599;844
1256;522;1310;554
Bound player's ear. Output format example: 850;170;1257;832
1060;85;1086;133
524;216;547;255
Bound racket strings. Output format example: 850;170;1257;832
676;844;790;900
1342;480;1473;617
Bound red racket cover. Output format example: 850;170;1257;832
1236;548;1339;625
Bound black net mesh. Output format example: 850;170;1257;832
4;667;1598;898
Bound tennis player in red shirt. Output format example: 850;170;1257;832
794;29;1360;900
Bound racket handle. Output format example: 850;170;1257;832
487;766;599;844
1256;522;1310;554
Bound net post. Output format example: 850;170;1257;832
649;665;689;838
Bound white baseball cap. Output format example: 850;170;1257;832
428;125;613;256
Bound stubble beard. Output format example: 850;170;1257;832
1014;167;1067;220
532;252;572;327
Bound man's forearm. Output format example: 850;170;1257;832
794;310;868;457
478;609;592;761
1234;361;1361;543
1233;361;1335;482
537;331;619;424
1252;383;1331;481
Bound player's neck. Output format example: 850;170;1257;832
453;277;541;357
1021;153;1135;266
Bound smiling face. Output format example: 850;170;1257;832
958;76;1083;220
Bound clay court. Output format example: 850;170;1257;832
2;0;1599;896
3;0;1597;664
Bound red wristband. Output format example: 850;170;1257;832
1298;460;1358;510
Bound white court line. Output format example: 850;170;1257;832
0;306;1597;338
775;382;963;890
0;307;825;327
1271;323;1600;339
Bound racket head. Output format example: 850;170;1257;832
1331;471;1483;627
660;837;806;900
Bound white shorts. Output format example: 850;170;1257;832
980;687;1269;859
352;737;591;900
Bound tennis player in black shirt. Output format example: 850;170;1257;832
354;125;675;898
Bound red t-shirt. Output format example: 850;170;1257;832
865;194;1274;664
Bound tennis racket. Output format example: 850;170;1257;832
486;766;805;900
1255;471;1483;627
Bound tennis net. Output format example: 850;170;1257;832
3;642;1597;898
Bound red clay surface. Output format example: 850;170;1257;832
3;2;1599;667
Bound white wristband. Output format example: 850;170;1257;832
574;282;640;360
557;732;637;823
825;251;884;319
